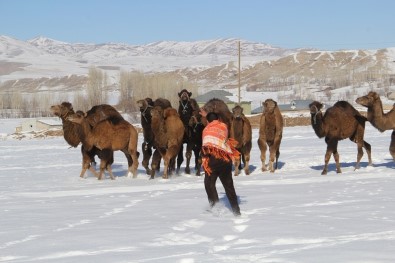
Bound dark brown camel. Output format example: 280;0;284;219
137;98;172;176
257;99;283;173
50;102;123;178
230;105;252;176
67;112;139;180
356;91;395;161
309;100;372;175
136;98;155;174
188;105;205;176
150;106;184;179
177;89;200;174
201;98;232;132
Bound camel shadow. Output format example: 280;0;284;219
371;160;395;169
311;161;376;172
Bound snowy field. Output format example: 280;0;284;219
1;119;395;263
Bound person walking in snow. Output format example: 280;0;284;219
200;110;241;216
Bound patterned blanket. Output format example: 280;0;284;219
201;120;240;175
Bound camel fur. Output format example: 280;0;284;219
257;99;283;173
150;106;184;179
309;100;372;175
356;91;395;160
230;105;252;176
68;112;139;180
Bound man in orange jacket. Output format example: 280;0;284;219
200;110;241;216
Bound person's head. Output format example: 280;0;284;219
206;112;219;123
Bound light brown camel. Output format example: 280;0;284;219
150;106;184;179
50;102;122;178
67;112;139;180
230;105;252;176
309;100;372;175
137;98;172;175
356;91;395;161
257;99;283;173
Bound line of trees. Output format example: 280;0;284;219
0;67;198;118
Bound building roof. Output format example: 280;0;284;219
195;90;234;103
251;99;315;114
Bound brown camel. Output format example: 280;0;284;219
356;91;395;161
67;112;139;180
309;100;372;175
150;106;184;179
50;102;123;178
257;99;283;173
230;105;252;176
177;89;200;174
137;98;172;175
201;98;232;132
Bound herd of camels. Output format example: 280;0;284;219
50;90;395;180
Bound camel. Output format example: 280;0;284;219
150;106;184;179
230;105;252;176
137;98;172;175
309;100;372;175
177;89;200;174
356;91;395;161
67;112;139;180
188;106;205;176
137;98;155;174
257;99;283;173
201;98;233;132
50;102;122;178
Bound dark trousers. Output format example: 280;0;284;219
204;156;241;215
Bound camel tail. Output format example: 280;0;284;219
355;115;367;124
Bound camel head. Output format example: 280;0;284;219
355;91;380;108
309;101;323;115
67;111;86;124
137;99;149;112
50;102;74;118
263;99;277;114
232;105;244;119
178;89;192;102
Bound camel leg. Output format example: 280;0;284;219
176;144;184;174
333;151;342;173
150;149;162;179
141;142;153;175
184;142;193;174
257;139;267;172
233;156;241;176
275;149;280;170
243;155;250;175
268;145;278;173
194;148;202;176
363;140;372;166
390;130;395;161
354;141;365;170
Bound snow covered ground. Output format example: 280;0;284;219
1;119;395;263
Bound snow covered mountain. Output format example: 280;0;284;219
1;35;395;103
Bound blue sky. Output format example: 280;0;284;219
1;0;395;50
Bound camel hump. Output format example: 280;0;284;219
154;98;172;109
163;108;178;118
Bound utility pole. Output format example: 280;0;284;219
238;40;241;104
